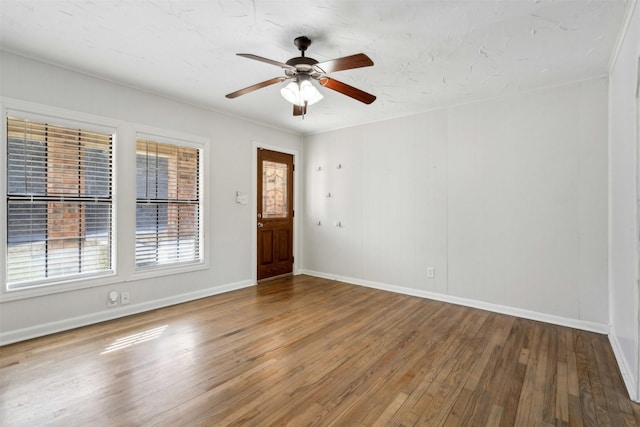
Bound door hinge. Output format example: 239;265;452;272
293;210;295;217
292;256;294;264
293;164;295;171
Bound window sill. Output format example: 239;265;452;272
128;260;208;282
0;272;122;302
0;260;209;303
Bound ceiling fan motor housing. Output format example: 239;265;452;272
285;56;322;78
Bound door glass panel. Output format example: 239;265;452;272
262;160;288;218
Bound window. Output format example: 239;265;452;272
262;160;289;218
6;115;114;289
135;137;201;269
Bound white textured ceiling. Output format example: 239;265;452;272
0;0;629;135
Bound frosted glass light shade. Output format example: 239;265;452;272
280;81;299;104
280;79;323;106
300;80;323;105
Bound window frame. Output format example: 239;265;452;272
1;99;122;300
129;127;207;280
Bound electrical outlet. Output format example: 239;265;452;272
427;267;435;278
121;291;130;305
108;290;119;307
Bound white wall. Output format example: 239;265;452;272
303;78;609;332
609;0;640;402
0;51;302;344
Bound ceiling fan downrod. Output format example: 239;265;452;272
294;36;312;57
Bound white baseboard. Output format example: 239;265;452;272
609;332;640;402
301;269;609;334
0;279;255;346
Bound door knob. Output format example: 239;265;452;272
257;222;264;228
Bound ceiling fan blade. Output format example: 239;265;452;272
319;77;376;104
293;103;307;116
225;77;286;99
314;53;373;73
237;54;296;71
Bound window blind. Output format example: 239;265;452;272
135;139;200;269
6;116;114;289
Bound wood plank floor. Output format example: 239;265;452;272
1;275;638;426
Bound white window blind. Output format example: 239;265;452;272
6;116;114;289
135;138;201;269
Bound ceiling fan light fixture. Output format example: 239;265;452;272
280;78;323;106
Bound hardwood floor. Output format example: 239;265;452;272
1;275;638;426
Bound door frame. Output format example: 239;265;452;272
251;141;301;283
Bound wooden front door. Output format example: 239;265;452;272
257;149;294;281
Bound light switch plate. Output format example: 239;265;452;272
236;192;248;204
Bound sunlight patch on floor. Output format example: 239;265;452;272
101;325;168;355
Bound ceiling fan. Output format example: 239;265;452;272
225;36;376;117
